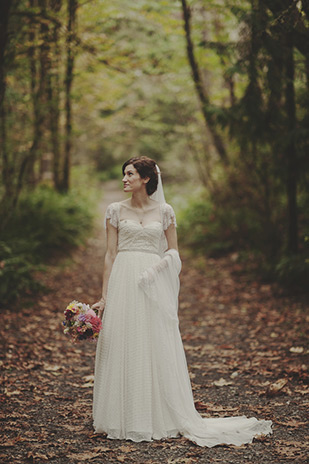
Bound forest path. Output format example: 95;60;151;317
1;181;308;464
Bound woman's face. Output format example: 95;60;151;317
122;164;148;193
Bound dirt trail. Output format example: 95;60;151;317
1;181;308;463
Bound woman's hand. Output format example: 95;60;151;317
91;298;105;319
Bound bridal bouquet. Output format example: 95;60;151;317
63;300;102;342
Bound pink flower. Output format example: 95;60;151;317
86;314;102;333
86;308;97;318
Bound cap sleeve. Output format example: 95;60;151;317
161;203;177;231
104;202;119;229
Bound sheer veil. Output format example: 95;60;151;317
150;164;168;256
150;164;166;204
139;162;181;321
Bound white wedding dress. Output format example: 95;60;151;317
93;202;272;447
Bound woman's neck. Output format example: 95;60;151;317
130;190;151;209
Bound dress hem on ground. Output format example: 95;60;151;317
93;418;272;448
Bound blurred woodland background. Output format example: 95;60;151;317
0;0;308;304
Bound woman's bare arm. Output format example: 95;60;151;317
165;223;178;251
92;220;118;317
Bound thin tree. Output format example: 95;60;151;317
24;0;51;187
61;0;78;192
285;31;298;253
180;0;228;165
47;0;62;191
0;0;14;209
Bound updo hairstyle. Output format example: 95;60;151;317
122;156;158;196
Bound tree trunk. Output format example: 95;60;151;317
0;0;13;205
285;34;298;254
50;20;61;190
27;0;39;185
180;0;228;165
0;0;12;107
26;0;49;186
61;0;78;192
46;0;62;190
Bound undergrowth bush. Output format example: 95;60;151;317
0;242;44;304
177;195;308;289
177;196;263;257
0;183;95;306
7;187;93;258
275;253;309;287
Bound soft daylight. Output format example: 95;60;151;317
0;1;308;463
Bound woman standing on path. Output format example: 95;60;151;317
92;156;272;447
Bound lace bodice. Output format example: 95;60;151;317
104;202;176;255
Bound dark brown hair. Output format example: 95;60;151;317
122;156;158;196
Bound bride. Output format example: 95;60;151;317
92;156;272;447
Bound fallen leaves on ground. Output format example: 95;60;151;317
213;378;233;387
265;378;289;397
0;186;308;463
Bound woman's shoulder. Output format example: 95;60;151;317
106;201;122;211
108;199;132;210
104;202;121;228
160;202;175;213
160;202;177;229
